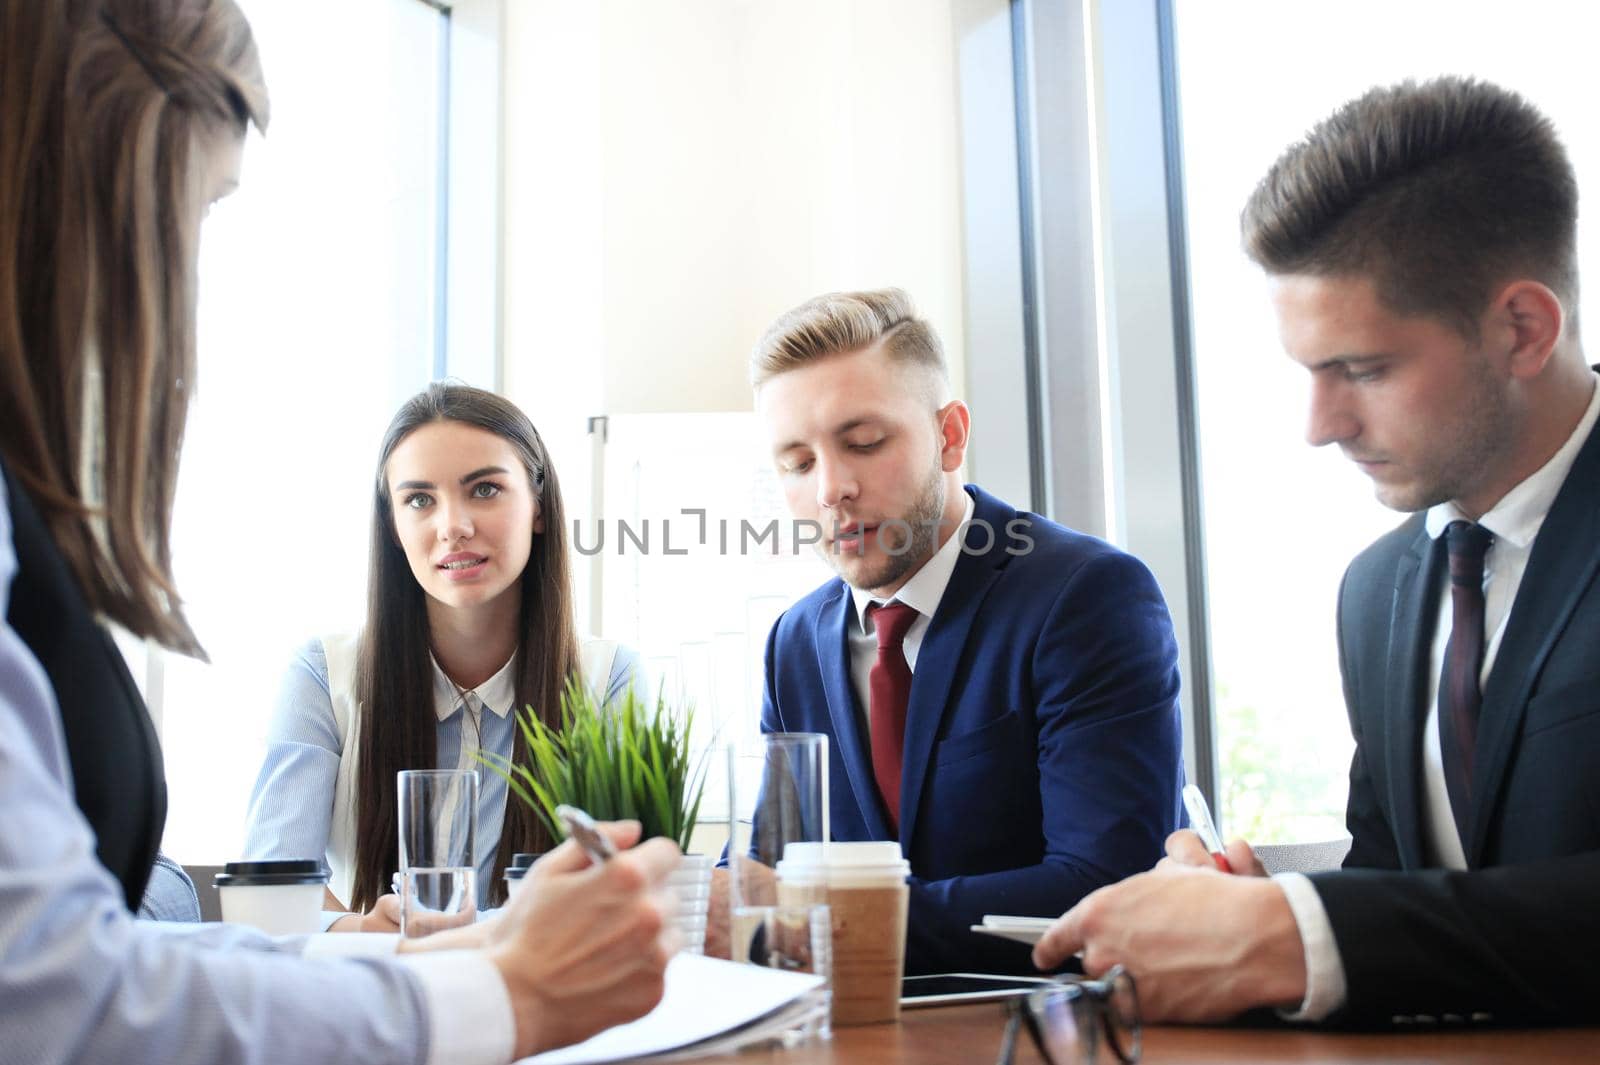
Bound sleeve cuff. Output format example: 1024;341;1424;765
302;931;402;959
1272;872;1347;1021
399;950;516;1065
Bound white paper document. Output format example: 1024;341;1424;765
969;914;1057;946
524;953;824;1064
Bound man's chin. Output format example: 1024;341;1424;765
1372;479;1444;514
824;551;906;593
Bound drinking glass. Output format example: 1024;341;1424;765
725;734;831;1037
734;902;834;1041
726;733;829;912
397;769;478;938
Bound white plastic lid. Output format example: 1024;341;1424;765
775;841;910;886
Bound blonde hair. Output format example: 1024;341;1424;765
0;0;269;655
750;288;948;393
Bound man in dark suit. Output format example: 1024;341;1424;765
748;288;1185;975
1034;77;1600;1025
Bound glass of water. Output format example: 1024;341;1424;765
397;769;478;938
726;734;832;1038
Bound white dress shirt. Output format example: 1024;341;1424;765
1280;370;1600;1021
846;493;975;745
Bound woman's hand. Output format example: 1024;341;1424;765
325;893;403;933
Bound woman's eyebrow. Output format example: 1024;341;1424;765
393;466;510;493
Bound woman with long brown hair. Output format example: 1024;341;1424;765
0;2;677;1061
244;382;639;926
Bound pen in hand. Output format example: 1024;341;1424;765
556;804;618;866
1181;784;1234;873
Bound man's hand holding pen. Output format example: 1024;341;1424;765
1031;824;1306;1022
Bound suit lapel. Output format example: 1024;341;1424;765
814;584;892;840
1383;525;1441;869
1468;421;1600;865
897;488;1009;849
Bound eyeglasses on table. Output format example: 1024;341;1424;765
995;965;1140;1065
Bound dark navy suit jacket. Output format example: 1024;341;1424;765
761;485;1185;974
1310;413;1600;1024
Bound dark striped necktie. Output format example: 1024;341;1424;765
1438;520;1494;849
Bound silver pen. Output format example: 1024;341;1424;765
555;804;618;864
1181;784;1235;873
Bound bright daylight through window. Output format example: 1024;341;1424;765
1173;0;1600;842
159;0;444;862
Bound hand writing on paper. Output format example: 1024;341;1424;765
1159;829;1269;877
1032;863;1306;1022
491;820;684;1058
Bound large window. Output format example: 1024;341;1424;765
1171;0;1600;841
158;0;1023;862
159;0;448;862
498;1;1018;755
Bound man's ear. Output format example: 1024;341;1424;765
936;400;971;472
1491;280;1565;380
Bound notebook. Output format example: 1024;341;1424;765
524;953;825;1064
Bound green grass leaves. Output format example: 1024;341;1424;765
475;676;707;851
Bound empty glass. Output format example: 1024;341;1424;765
726;733;829;912
725;734;831;1038
733;903;833;1040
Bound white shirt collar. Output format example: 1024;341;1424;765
430;651;518;722
1425;371;1600;547
850;491;975;631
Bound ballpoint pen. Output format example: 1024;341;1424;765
1181;784;1234;873
556;804;618;865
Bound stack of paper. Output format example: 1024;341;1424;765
525;954;825;1064
969;914;1057;946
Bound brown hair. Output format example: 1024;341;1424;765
1241;76;1578;338
0;0;268;655
749;287;948;391
350;383;582;910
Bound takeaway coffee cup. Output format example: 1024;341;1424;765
503;852;541;900
214;860;326;935
775;841;910;1025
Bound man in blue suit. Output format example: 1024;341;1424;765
750;288;1185;974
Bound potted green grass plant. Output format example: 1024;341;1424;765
476;677;713;950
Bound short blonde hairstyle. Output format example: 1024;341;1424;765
749;288;948;393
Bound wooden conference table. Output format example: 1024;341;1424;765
687;1003;1598;1063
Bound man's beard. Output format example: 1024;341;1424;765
1374;350;1518;514
824;465;947;593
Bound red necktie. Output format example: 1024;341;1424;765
867;601;919;831
1439;520;1493;847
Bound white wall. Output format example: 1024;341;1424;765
500;0;969;429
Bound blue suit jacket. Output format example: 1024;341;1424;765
761;485;1185;974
